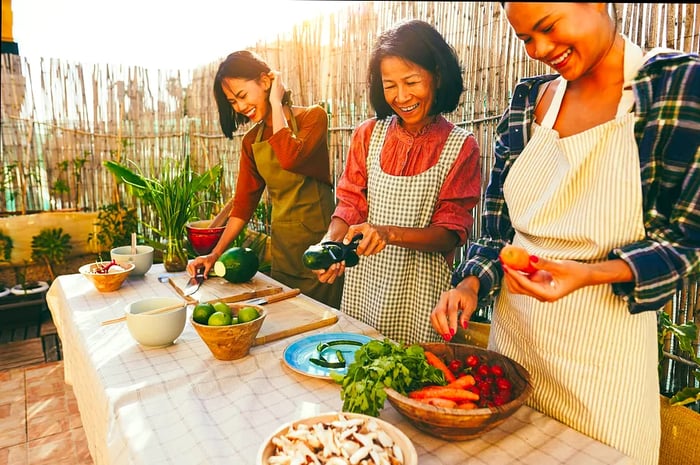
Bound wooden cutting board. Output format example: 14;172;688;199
172;274;338;346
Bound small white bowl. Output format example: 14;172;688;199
125;297;187;347
111;245;154;276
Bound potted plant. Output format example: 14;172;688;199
104;156;221;272
29;227;72;282
0;230;12;298
87;202;139;253
10;260;49;296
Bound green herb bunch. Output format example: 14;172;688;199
331;339;446;417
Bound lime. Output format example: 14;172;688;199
208;311;232;326
237;306;260;324
192;302;216;325
212;301;232;317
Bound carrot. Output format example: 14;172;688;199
424;351;457;383
446;374;475;389
456;401;478;410
418;398;458;409
409;387;479;402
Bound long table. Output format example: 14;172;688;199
46;264;634;465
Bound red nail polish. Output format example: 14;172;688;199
530;255;539;263
462;320;468;329
450;328;455;336
443;333;451;341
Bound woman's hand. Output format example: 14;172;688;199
501;255;632;301
268;71;286;106
186;254;218;278
430;276;480;341
311;261;346;284
345;223;389;256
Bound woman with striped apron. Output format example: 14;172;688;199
489;36;660;464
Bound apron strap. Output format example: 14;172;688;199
541;77;566;129
254;104;298;143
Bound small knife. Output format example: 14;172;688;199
245;288;301;305
183;268;205;296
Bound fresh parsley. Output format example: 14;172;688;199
330;338;446;417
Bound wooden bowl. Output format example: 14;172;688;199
385;342;532;441
79;262;134;292
257;411;417;465
191;303;266;360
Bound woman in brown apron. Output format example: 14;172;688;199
188;50;341;308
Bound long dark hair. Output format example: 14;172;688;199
368;19;464;119
213;50;271;138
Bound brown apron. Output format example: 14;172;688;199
252;108;342;308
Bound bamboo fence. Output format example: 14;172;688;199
0;1;698;393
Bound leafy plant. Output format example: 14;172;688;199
658;310;700;407
0;230;13;262
31;228;72;281
104;156;221;271
331;339;445;417
88;202;139;252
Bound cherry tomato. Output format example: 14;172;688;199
497;378;512;391
465;354;480;368
448;359;463;374
491;364;504;377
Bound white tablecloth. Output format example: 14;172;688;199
46;264;635;465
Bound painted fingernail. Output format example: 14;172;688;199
443;333;451;341
462;320;468;329
530;255;539;263
450;328;455;336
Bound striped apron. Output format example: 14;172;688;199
341;117;469;344
491;38;660;465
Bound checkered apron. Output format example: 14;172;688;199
491;39;660;465
341;117;469;344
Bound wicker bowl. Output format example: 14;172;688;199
79;261;134;292
257;411;417;465
191;303;266;360
385;342;532;441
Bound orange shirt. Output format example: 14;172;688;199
230;105;332;221
333;116;481;247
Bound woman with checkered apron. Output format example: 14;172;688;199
432;4;699;465
313;20;481;344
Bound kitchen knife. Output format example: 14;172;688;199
183;268;205;296
245;288;301;305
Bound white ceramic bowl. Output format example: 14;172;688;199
257;411;417;465
125;297;187;347
110;245;154;276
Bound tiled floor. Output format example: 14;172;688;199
0;361;93;465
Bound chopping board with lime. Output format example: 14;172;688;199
171;273;339;346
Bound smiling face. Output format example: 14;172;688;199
380;56;436;134
221;75;271;125
504;2;615;81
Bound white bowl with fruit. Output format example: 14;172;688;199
79;260;135;292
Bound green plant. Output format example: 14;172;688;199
31;227;72;281
88;202;139;252
0;230;13;263
104;156;221;271
658;310;700;407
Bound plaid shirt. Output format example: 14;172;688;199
454;51;700;314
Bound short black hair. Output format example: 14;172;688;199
213;50;271;138
368;19;464;119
